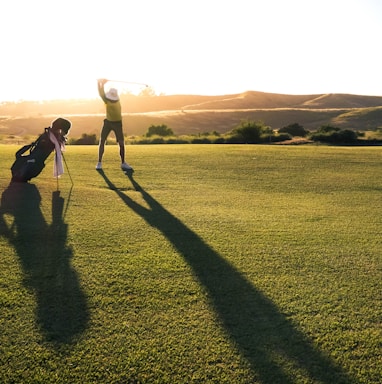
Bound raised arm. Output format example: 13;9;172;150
97;79;108;102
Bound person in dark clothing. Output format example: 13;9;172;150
96;79;133;171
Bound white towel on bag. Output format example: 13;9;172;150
49;130;65;177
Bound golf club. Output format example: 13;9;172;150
105;79;149;87
62;152;74;187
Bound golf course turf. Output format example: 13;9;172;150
0;144;380;383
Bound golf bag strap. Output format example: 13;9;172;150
15;144;33;158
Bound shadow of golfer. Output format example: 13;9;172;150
98;170;355;384
0;182;89;346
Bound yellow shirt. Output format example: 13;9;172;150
104;99;122;122
98;82;122;122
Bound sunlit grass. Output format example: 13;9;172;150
0;144;381;383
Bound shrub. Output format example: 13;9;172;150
213;137;226;144
150;137;165;144
317;124;340;133
310;128;358;144
146;124;174;137
225;135;247;144
69;133;97;145
132;138;151;144
279;123;308;137
334;129;358;143
229;119;271;143
165;138;189;144
191;137;211;144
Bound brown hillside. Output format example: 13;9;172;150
124;91;382;111
301;93;382;109
181;91;318;110
332;106;382;129
1;91;382;140
2;91;382;115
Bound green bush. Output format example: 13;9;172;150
229;119;272;144
191;137;212;144
225;135;246;144
165;138;189;144
213;137;226;144
69;133;97;145
146;124;174;137
150;137;165;144
310;128;358;144
316;124;340;133
279;123;308;137
334;129;358;143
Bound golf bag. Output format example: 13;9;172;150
11;118;71;182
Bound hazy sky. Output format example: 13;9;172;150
1;0;381;102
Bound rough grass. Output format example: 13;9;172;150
0;144;381;383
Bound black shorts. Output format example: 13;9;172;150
100;119;124;142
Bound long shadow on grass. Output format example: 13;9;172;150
98;170;355;384
0;182;89;346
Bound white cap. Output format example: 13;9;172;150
105;88;119;101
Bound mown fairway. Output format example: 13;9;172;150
0;144;380;384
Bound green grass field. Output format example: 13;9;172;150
0;144;381;384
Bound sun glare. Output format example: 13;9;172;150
1;0;381;102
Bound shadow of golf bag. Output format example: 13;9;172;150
11;118;71;183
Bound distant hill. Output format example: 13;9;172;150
1;91;382;139
177;92;382;110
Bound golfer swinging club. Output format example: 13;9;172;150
96;79;133;171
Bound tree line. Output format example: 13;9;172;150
69;120;382;145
